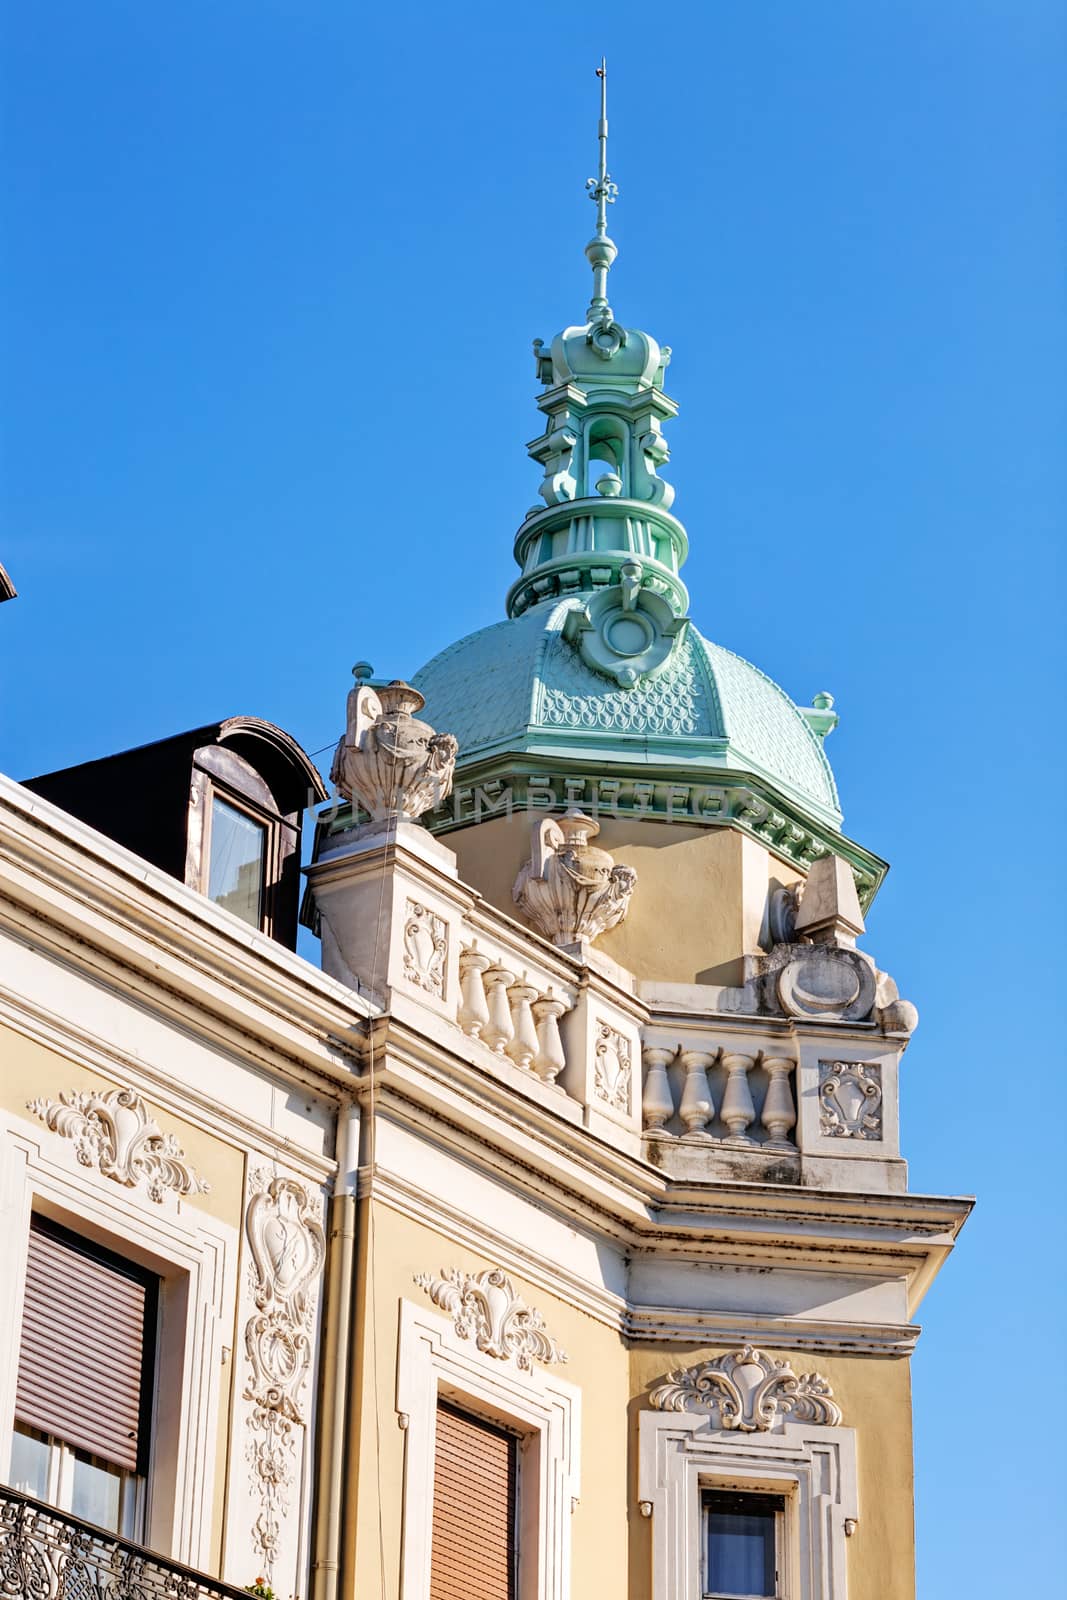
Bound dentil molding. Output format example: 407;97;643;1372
649;1345;842;1430
27;1086;209;1203
414;1266;567;1372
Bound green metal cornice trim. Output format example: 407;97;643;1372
320;754;888;911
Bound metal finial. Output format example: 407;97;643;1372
584;58;618;325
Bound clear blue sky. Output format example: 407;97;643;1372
2;3;1063;1591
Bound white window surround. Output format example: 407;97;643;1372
395;1296;581;1600
638;1410;858;1600
0;1117;236;1569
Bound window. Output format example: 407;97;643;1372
704;1491;782;1600
430;1403;517;1600
10;1216;158;1538
207;794;267;928
396;1298;580;1600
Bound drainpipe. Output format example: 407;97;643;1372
311;1098;359;1600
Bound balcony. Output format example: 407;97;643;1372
0;1487;251;1600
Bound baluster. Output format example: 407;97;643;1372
457;941;491;1038
679;1049;716;1141
531;987;568;1083
481;964;516;1054
642;1046;676;1138
720;1052;757;1146
761;1057;797;1150
506;973;540;1069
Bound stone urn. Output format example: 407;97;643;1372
513;809;636;947
331;677;458;823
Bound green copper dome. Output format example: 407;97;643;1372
410;65;852;855
413;599;842;829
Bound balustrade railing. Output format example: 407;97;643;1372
641;1045;798;1151
0;1487;251;1600
458;938;572;1084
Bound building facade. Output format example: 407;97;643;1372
0;76;968;1600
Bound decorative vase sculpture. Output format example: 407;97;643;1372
330;672;458;824
513;810;636;948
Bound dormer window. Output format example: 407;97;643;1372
25;715;327;949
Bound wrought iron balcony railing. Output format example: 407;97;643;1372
0;1486;253;1600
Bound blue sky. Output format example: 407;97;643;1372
2;2;1064;1591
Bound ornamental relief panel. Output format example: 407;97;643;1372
414;1266;567;1372
27;1086;209;1203
242;1172;326;1578
402;899;447;998
649;1346;842;1431
819;1061;883;1140
594;1022;632;1113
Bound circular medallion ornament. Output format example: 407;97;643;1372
561;559;689;688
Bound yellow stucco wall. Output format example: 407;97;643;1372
348;1202;916;1600
627;1345;915;1600
347;1199;631;1600
447;814;804;985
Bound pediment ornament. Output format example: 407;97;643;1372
415;1266;567;1371
28;1086;209;1203
649;1346;841;1430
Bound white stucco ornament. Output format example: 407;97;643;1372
28;1086;209;1203
649;1346;842;1430
414;1266;567;1371
330;673;458;824
513;809;636;947
243;1173;326;1576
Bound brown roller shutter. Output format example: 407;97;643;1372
14;1217;157;1473
430;1403;516;1600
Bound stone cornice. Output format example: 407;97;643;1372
366;1167;922;1357
354;1015;971;1316
0;775;375;1090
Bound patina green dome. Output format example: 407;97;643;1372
412;598;842;829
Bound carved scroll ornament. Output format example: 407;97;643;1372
649;1346;842;1430
27;1087;208;1203
414;1266;567;1372
243;1174;326;1575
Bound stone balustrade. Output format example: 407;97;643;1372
458;939;571;1084
641;1043;798;1152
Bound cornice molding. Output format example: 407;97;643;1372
0;777;375;1085
365;1169;924;1357
0;988;339;1184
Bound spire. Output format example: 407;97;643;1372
585;59;618;325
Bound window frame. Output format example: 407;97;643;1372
396;1297;581;1600
185;747;296;940
701;1487;785;1600
0;1118;236;1569
638;1408;858;1600
11;1421;147;1539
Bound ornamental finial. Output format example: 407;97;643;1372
585;58;618;325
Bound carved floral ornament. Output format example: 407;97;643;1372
414;1267;567;1372
27;1087;209;1203
243;1172;326;1575
649;1347;842;1431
